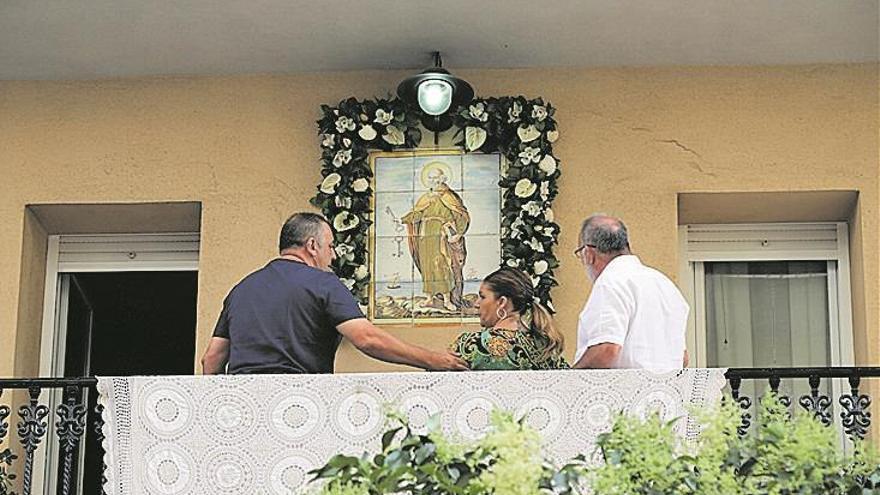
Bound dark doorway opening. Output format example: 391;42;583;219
59;271;197;495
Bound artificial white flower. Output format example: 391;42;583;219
527;237;545;253
547;129;559;143
351;178;370;193
507;101;522;123
335;243;356;262
538;155;557;175
539;181;550;200
544;208;555;222
335;243;353;257
509;216;525;239
465;126;487;151
358;125;377;141
334;196;352;209
332;149;352;168
319;173;342;194
518;146;541;164
374;109;394;125
533;260;549;275
531;276;541;288
469;102;489;122
524;201;543;217
342;137;352;148
531;105;548;121
340;278;355;290
514;178;537;198
382;125;405;145
517;125;541;143
353;265;369;280
320;134;336;149
506;258;521;268
333;212;360;232
542;225;555;238
335;116;356;133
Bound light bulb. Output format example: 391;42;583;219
417;79;453;115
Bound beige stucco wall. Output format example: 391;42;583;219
0;64;877;377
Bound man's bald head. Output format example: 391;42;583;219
579;214;631;256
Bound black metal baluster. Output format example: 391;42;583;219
728;376;752;436
94;403;106;495
0;388;9;442
839;374;871;442
768;374;791;410
17;386;49;495
798;374;832;426
56;386;87;495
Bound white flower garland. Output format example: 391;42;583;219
312;96;561;312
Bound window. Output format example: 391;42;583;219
679;222;854;370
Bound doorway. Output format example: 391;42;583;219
37;233;200;495
58;272;198;495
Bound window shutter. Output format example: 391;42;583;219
56;233;199;271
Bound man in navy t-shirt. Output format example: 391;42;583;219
201;212;468;374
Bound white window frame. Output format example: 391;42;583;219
35;233;199;495
678;222;854;369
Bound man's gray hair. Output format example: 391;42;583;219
279;212;329;252
579;214;630;255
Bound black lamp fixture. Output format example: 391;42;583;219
397;51;474;134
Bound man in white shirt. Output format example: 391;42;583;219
572;215;689;369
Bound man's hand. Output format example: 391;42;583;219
201;337;230;374
426;351;469;371
337;318;468;371
573;342;621;369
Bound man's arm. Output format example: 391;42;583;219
573;342;621;369
201;337;230;374
337;318;467;371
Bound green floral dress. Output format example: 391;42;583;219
451;327;570;370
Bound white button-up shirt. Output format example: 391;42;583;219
575;255;689;369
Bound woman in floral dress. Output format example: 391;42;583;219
451;267;569;370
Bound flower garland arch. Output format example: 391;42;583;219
311;96;561;312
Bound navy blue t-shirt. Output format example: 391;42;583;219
212;259;364;374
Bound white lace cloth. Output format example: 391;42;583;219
97;369;727;494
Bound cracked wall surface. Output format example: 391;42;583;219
0;63;877;376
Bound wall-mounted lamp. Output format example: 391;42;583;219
397;52;474;134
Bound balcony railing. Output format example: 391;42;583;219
724;367;880;441
1;368;878;494
0;378;101;495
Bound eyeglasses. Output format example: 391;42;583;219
573;244;596;258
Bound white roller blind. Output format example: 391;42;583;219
684;223;841;261
56;233;200;272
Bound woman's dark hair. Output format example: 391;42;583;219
482;267;564;358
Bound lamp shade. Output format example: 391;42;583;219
397;53;474;130
417;79;453;115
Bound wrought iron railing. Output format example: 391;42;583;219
724;367;880;441
0;378;101;495
0;369;878;494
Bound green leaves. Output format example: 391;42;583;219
308;411;583;495
590;392;880;495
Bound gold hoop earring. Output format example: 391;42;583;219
495;307;508;321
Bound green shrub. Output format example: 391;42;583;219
308;410;584;494
309;393;880;494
